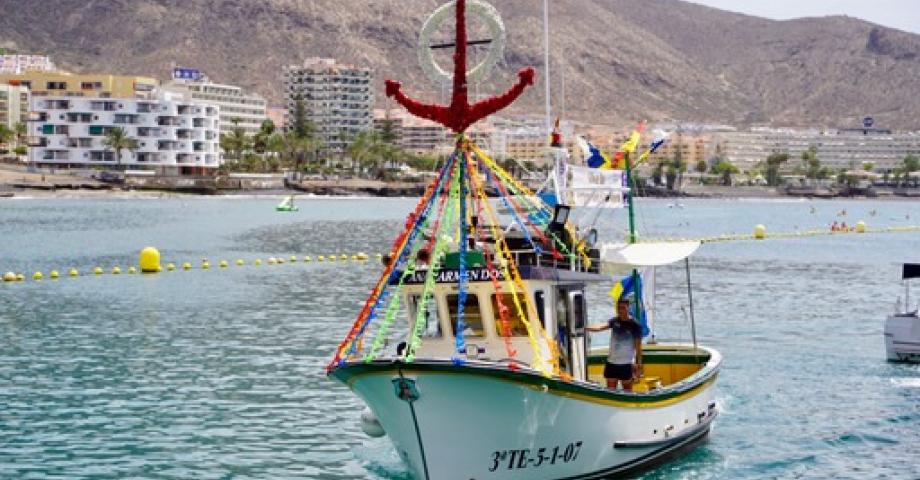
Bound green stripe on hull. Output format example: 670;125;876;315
329;358;720;406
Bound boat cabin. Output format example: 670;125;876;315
393;243;710;391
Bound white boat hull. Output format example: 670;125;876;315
331;349;720;479
885;313;920;363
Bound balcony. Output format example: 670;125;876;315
158;140;179;151
136;127;159;138
157;117;181;127
45;100;71;110
27;112;48;122
66;113;93;123
66;138;94;148
26;136;47;147
90;101;118;111
113;114;139;125
42;150;70;161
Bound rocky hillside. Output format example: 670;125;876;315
2;0;920;129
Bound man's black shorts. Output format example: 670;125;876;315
604;362;633;381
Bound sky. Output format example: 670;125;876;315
684;0;920;34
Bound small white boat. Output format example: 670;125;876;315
885;263;920;363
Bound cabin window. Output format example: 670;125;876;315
534;290;546;328
571;292;586;330
447;294;484;337
409;294;442;338
491;293;530;336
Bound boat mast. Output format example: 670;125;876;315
624;152;642;329
542;0;551;136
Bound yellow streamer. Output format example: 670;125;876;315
469;155;559;377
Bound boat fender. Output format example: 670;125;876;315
360;407;387;438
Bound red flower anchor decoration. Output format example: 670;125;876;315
385;0;535;133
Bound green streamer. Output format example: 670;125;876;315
406;159;462;362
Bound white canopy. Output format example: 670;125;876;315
600;241;701;268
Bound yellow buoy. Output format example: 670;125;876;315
376;253;383;259
111;266;122;275
254;259;263;266
328;255;336;262
290;256;297;262
236;259;244;266
856;220;866;233
182;262;192;270
351;255;358;261
201;260;211;269
304;256;312;262
15;273;24;281
49;270;60;279
3;271;16;282
340;254;348;261
32;271;43;280
69;268;79;277
357;252;369;260
753;224;766;240
128;266;137;274
317;255;325;262
166;263;176;271
277;257;285;264
139;246;162;273
219;260;229;268
93;267;104;275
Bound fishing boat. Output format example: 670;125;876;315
276;195;298;212
885;263;920;363
326;1;720;478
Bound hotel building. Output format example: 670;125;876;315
164;74;267;136
0;54;56;74
0;71;157;99
26;92;220;174
283;57;373;152
711;127;920;172
0;83;29;130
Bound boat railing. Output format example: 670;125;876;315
505;247;598;273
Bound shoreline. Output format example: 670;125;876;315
1;185;917;202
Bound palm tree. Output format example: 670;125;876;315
13;122;26;147
220;119;251;164
102;126;136;169
0;124;12;153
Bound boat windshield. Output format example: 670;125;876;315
491;293;529;336
447;294;484;337
410;294;442;338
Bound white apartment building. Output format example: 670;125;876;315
27;92;220;174
0;55;56;74
164;76;267;136
283;57;373;152
712;127;920;172
0;83;29;130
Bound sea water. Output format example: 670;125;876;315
0;197;917;479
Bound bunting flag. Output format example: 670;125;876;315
637;129;669;165
577;135;613;169
609;273;650;337
550;117;563;148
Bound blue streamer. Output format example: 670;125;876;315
344;153;458;358
455;151;469;359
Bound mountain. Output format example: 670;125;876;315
2;0;920;129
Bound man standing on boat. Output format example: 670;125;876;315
587;297;643;391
